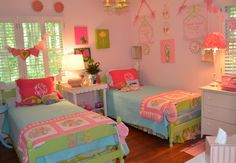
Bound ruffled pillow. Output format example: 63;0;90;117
16;96;42;107
41;93;60;105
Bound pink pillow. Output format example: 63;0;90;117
109;68;139;89
16;77;56;101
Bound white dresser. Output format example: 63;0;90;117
200;85;236;137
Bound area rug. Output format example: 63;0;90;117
185;152;206;163
182;140;205;156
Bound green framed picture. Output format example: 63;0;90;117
95;29;110;49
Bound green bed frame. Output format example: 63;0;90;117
168;116;201;147
0;88;125;163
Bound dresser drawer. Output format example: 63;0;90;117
203;92;236;110
202;118;236;136
203;105;236;125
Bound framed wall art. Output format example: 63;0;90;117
74;26;89;45
74;47;91;62
95;29;110;49
160;39;175;63
201;50;214;63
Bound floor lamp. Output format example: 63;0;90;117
203;32;226;87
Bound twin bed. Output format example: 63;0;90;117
1;79;128;163
106;85;201;147
106;68;201;147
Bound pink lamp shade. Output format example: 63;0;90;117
203;32;226;50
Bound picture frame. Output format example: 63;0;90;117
95;29;110;49
201;50;214;63
74;26;89;45
74;47;91;62
160;39;175;63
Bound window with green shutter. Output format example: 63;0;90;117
0;22;19;83
0;18;64;83
225;6;236;74
45;22;64;76
22;22;45;78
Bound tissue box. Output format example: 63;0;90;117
205;135;236;163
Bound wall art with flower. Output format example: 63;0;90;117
95;29;110;49
74;47;91;62
160;39;175;63
74;26;89;45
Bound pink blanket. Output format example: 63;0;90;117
140;90;200;123
18;111;115;163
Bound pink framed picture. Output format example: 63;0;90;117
160;39;175;63
74;48;91;62
74;26;88;45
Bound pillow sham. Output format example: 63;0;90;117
16;77;56;101
108;68;139;89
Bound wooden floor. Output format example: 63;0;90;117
0;126;200;163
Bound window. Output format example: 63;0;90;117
0;22;19;82
225;6;236;74
0;18;64;83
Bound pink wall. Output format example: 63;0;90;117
129;0;236;92
0;0;134;74
0;0;235;92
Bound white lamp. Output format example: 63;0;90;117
203;32;226;87
62;54;85;87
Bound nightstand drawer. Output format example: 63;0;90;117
203;92;236;110
203;105;236;125
202;118;236;136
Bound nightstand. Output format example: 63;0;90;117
62;83;108;116
0;105;12;148
200;85;236;137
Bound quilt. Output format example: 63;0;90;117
18;111;115;163
140;90;200;123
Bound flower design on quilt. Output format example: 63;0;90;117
150;98;166;106
91;114;105;120
28;126;51;139
61;119;83;127
34;83;48;97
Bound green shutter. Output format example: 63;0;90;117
0;22;19;83
225;6;236;74
22;22;45;78
45;22;64;76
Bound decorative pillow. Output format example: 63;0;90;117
16;77;56;102
41;93;60;105
126;79;140;87
16;96;42;107
108;68;139;89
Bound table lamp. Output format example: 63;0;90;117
203;32;226;87
62;54;85;87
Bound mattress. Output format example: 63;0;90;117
107;86;201;138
